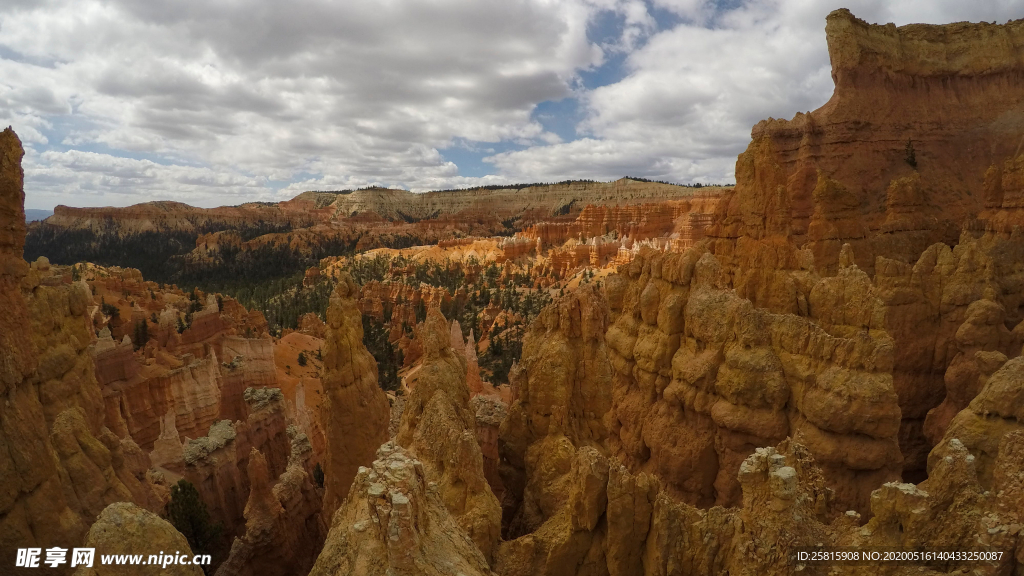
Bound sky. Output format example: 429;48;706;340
2;1;1022;210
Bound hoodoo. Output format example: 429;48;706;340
320;274;390;519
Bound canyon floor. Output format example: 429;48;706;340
3;8;1024;576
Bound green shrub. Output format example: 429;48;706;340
166;480;222;573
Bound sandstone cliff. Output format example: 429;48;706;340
0;127;164;568
520;195;721;251
214;429;325;576
491;272;1024;573
709;9;1024;273
599;247;901;513
499;285;614;536
176;388;293;542
329;179;721;222
308;442;495;576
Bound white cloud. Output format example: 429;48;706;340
1;0;1020;208
2;0;616;206
23;148;278;207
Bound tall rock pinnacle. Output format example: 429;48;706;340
320;273;390;519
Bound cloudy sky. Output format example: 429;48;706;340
2;0;1021;209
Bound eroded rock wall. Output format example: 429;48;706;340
602;247;901;513
0;127;164;567
215;428;325;576
178;388;292;541
499;285;613;535
308;442;494;576
74;502;203;576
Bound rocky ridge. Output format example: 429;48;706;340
0;127;166;570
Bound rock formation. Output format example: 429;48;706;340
215;428;325;576
0;127;164;568
874;232;1024;478
493;428;1023;575
930;356;1024;489
320;273;390;518
710;10;1024;273
74;502;204;576
499;284;614;535
329;179;720;223
395;307;502;561
598;247;901;513
9;7;1024;576
308;442;494;576
176;387;293;541
473;395;508;501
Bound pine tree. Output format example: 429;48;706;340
133;320;148;350
905;139;917;168
166;480;222;573
312;463;325;488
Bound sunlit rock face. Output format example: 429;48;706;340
395;307;502;563
320;273;390;519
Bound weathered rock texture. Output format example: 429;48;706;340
308;442;495;576
214;428;326;576
395;307;502;562
0;127;164;568
473;395;508;501
499;285;614;536
684;10;1024;486
320;273;390;519
74;502;203;576
930;356;1024;489
871;231;1024;478
493;427;1024;575
520;195;721;250
484;238;1024;576
177;388;292;542
599;247;900;513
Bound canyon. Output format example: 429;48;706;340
1;7;1023;576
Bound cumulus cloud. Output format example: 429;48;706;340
2;0;611;206
1;0;1020;208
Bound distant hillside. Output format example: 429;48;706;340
23;177;729;295
24;209;53;221
324;178;730;221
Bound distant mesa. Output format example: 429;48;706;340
24;208;52;221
